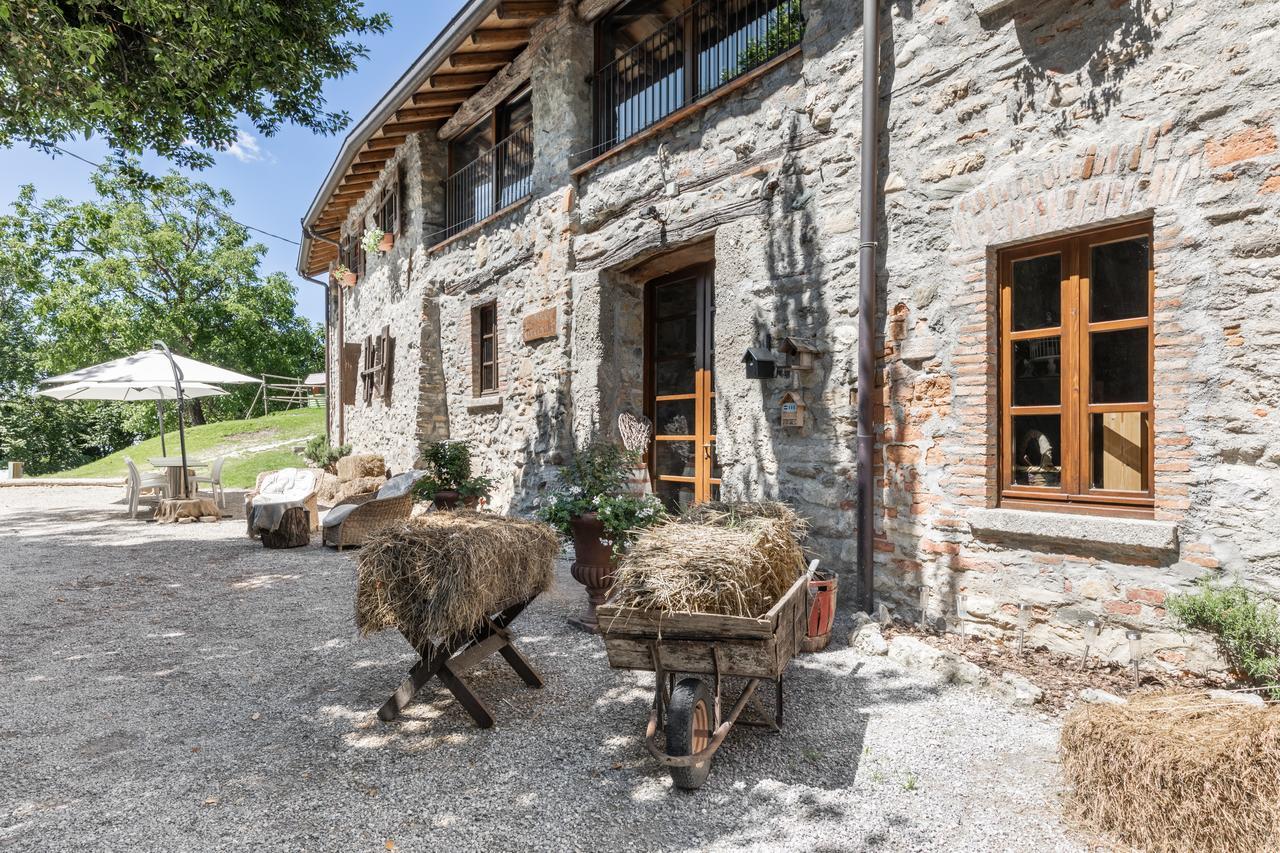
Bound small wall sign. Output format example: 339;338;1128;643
522;307;557;343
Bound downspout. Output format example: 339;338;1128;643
857;0;882;614
304;222;343;445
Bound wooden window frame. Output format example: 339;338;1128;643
376;170;401;237
473;301;499;396
998;219;1155;518
643;262;720;507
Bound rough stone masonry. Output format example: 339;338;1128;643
318;0;1280;675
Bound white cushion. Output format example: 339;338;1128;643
255;467;318;505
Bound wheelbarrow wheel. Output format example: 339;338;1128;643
667;677;714;790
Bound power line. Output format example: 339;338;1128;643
30;142;301;247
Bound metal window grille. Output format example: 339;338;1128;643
586;0;803;162
434;122;534;244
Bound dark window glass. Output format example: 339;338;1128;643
1090;238;1149;322
1012;414;1061;487
1091;412;1149;492
1012;337;1061;407
655;440;697;478
478;304;497;394
1011;254;1061;332
1090;329;1147;403
655;356;696;395
655;399;697;436
655;316;697;359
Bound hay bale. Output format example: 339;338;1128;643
337;453;386;482
1060;691;1280;853
610;501;806;618
334;476;385;504
356;511;560;641
314;471;341;506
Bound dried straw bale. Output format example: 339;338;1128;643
356;511;560;641
334;476;385;504
338;454;386;482
610;501;806;618
1060;691;1280;853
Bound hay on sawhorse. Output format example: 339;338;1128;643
1060;690;1280;853
609;501;807;619
355;511;561;727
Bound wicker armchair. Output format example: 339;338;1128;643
322;471;422;551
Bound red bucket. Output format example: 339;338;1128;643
801;571;838;653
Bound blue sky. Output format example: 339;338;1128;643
0;1;466;327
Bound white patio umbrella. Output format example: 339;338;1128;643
40;343;262;498
37;381;228;458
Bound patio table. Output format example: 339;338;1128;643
148;457;207;498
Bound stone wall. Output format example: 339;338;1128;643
323;0;1280;674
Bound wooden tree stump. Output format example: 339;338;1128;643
155;497;222;523
260;507;311;549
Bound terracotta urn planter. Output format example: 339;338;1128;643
568;512;617;633
379;231;395;252
432;490;460;510
801;570;838;653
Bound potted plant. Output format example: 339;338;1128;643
334;264;356;287
363;225;391;255
540;443;666;632
413;440;493;510
303;436;352;474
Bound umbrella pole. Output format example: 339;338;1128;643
156;399;167;456
154;342;189;499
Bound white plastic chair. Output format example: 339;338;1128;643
194;456;227;508
124;456;168;518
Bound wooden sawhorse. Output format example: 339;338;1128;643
377;596;542;728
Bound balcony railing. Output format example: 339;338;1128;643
585;0;803;162
433;122;534;245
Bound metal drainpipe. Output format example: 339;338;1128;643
857;0;882;614
303;222;342;445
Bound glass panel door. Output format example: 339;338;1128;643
647;263;717;511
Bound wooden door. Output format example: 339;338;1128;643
646;264;719;511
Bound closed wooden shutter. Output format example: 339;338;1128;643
340;343;361;405
380;325;395;404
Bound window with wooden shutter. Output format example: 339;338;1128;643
998;219;1154;516
472;302;499;396
359;325;395;406
377;173;400;236
340;342;361;406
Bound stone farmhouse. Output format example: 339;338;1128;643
297;0;1280;672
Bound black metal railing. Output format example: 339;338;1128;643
586;0;803;161
435;122;534;244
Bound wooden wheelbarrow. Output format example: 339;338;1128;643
598;560;816;789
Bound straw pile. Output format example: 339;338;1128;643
1060;691;1280;853
356;511;560;641
610;501;806;618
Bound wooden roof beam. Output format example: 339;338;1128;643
365;134;408;151
395;106;457;122
497;1;558;19
471;26;531;45
411;90;474;106
448;49;520;68
428;71;495;90
382;120;441;136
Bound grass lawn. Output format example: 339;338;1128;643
46;408;325;488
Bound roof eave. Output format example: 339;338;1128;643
296;0;503;277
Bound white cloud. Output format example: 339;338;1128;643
220;129;267;163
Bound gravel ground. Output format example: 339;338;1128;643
0;487;1086;852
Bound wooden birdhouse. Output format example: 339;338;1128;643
782;337;821;372
780;390;807;428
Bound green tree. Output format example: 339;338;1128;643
0;0;389;168
0;159;323;425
